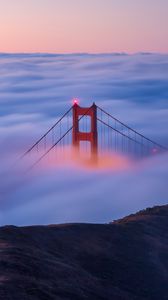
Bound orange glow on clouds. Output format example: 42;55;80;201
25;146;132;172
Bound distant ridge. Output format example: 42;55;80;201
1;205;168;300
113;204;168;223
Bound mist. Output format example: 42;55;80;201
0;53;168;226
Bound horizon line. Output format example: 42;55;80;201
0;51;168;56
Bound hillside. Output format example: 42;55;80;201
0;205;168;300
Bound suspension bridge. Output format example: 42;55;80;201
20;100;167;169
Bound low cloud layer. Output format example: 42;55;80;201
0;53;168;225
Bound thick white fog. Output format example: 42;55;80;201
0;53;168;225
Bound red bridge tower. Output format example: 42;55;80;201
72;102;98;162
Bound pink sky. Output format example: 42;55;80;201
0;0;168;53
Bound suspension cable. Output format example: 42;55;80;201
21;106;73;158
97;105;167;150
97;118;151;150
29;106;93;170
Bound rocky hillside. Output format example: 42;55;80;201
0;205;168;300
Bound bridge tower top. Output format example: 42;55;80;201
72;102;98;162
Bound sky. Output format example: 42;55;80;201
0;53;168;225
0;0;168;53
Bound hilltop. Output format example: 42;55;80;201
0;205;168;300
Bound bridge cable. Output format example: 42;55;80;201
97;118;152;151
97;105;167;151
28;106;93;170
20;106;73;159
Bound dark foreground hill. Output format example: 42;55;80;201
0;205;168;300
